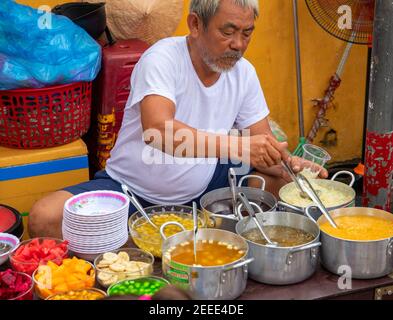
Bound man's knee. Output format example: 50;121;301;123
28;191;72;238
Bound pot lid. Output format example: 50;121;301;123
0;205;17;232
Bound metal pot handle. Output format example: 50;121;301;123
208;216;217;228
286;242;322;265
159;222;186;241
305;205;318;223
277;201;305;214
236;201;264;220
238;175;266;191
331;171;356;187
209;213;239;221
222;257;254;272
208;213;238;228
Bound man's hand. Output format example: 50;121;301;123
241;134;289;170
253;156;329;183
285;156;329;179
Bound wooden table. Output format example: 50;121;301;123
239;266;393;300
4;240;393;300
143;236;393;301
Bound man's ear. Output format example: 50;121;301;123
187;13;203;38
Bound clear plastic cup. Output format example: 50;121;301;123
300;144;331;178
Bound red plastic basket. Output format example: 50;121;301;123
0;82;92;149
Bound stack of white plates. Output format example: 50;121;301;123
62;191;130;260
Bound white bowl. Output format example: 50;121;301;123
64;191;129;217
0;233;20;266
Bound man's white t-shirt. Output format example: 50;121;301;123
106;36;270;204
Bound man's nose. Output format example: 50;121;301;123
230;33;245;51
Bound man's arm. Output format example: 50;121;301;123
246;118;328;179
140;95;240;160
140;95;288;169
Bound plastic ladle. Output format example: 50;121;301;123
121;184;158;230
238;192;277;247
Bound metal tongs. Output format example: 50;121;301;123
281;160;308;198
297;173;339;229
228;168;242;220
238;192;277;247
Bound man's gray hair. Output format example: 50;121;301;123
190;0;259;28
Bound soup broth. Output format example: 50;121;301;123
167;240;245;267
320;215;393;241
241;226;315;247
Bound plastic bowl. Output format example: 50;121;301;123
64;191;129;216
107;276;170;298
46;288;107;300
33;260;95;300
128;205;207;258
0;233;20;266
0;270;34;300
94;248;154;288
9;237;68;275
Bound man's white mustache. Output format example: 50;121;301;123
220;51;242;60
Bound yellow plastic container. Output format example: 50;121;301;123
0;139;89;240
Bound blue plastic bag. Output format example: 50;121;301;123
0;0;102;90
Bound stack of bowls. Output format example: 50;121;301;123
63;191;130;260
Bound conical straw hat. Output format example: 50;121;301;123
85;0;184;45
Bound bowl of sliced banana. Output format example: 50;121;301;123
93;248;154;288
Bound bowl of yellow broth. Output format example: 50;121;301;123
128;205;208;258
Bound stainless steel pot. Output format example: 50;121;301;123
160;222;253;300
279;171;356;221
306;207;393;279
235;211;321;285
200;175;278;232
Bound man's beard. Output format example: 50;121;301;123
201;49;243;73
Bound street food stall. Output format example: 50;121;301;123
1;0;393;302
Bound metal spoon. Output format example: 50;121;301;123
192;202;198;263
297;173;339;229
228;168;241;220
121;184;158;229
238;192;277;247
281;160;321;199
0;242;11;255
